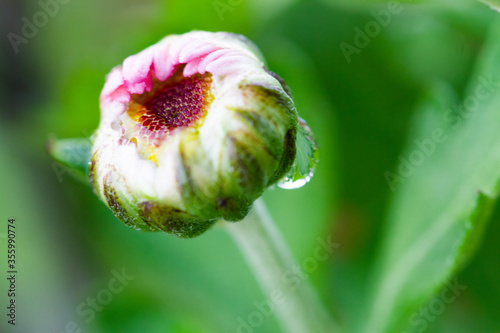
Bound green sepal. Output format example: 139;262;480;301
47;137;92;183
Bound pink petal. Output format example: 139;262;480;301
100;67;125;101
108;86;131;104
183;57;204;77
168;37;192;66
100;32;267;107
153;42;176;81
179;39;219;63
122;47;154;85
126;79;150;95
198;49;240;74
206;54;259;76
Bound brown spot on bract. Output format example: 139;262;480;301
103;172;132;227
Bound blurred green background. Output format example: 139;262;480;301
2;0;500;332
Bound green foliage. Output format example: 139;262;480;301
361;20;500;332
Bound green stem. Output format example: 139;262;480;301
223;199;339;333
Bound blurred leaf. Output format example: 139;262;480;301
360;20;500;333
480;0;500;12
455;195;500;333
47;137;91;183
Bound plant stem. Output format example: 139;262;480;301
223;199;339;333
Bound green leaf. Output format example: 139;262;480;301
278;118;320;188
480;0;500;12
360;20;500;333
47;137;92;183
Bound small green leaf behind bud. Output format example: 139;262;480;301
278;118;319;190
47;137;92;183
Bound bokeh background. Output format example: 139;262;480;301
1;0;500;332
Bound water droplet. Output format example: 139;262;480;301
278;117;319;190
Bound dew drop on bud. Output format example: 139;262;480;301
278;118;319;190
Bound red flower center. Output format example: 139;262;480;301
142;76;212;132
124;69;212;144
121;69;213;162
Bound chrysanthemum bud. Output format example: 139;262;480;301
90;31;306;238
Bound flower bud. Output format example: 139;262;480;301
90;31;301;238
